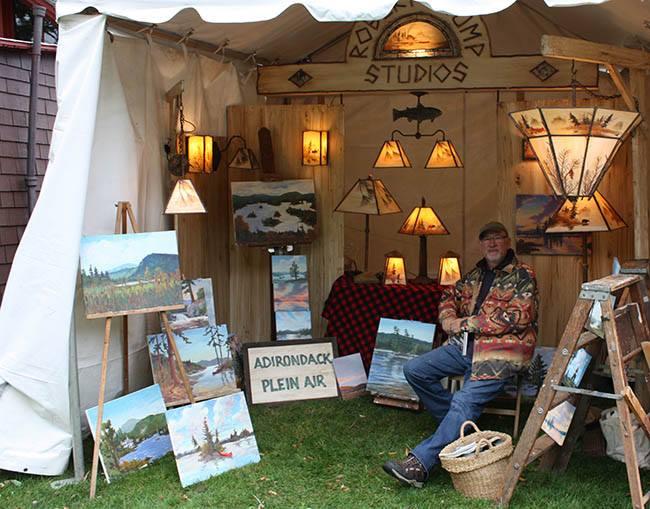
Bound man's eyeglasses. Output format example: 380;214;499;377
480;235;508;243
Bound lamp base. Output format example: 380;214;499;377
410;275;435;285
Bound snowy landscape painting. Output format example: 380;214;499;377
165;392;260;487
275;311;312;340
231;179;317;247
79;231;183;318
147;324;236;407
272;255;310;311
166;278;217;333
86;385;172;483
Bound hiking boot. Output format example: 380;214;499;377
382;453;427;488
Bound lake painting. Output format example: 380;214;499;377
515;195;584;255
367;318;436;401
166;391;260;487
333;353;368;400
231;179;317;247
166;278;217;333
85;385;172;483
79;231;183;318
275;311;312;341
272;255;310;312
542;400;576;446
147;324;237;407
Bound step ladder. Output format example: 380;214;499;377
500;273;650;508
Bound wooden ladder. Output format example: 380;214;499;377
500;273;650;508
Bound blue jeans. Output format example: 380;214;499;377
403;343;507;474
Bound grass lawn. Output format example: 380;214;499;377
0;395;645;508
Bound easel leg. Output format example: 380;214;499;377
89;318;112;499
161;312;195;404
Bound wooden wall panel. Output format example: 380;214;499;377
497;99;633;346
176;136;231;326
227;105;345;343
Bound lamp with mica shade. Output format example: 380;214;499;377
398;197;449;284
303;130;329;166
164;178;207;214
383;251;407;286
438;251;462;286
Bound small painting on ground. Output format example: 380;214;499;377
85;384;172;483
542;400;576;446
367;318;436;401
275;311;312;340
515;195;584;255
147;324;237;407
165;391;260;487
79;231;183;318
333;353;368;399
231;179;317;247
166;278;217;333
272;255;310;312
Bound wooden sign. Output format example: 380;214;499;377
243;339;339;404
257;1;598;95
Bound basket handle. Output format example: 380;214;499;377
474;438;494;457
460;420;481;438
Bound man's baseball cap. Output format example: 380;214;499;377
478;221;509;240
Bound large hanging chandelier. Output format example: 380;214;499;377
510;106;640;199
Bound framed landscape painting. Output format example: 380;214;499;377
272;255;310;312
147;324;236;407
165;391;260;487
166;278;217;333
231;179;317;247
79;231;183;318
367;318;435;401
85;384;172;483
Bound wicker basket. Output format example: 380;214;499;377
439;420;513;501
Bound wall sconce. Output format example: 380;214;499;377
373;92;462;169
398;197;450;284
303;130;329;166
384;250;407;285
186;134;214;173
214;135;260;170
165;178;207;214
438;251;462;286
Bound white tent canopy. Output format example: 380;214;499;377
0;0;630;476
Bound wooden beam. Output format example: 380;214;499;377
541;35;650;70
604;64;635;111
631;69;649;259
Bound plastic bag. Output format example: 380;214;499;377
599;407;650;469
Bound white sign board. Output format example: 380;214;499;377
244;340;338;404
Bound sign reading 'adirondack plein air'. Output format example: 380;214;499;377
231;179;317;247
79;231;183;319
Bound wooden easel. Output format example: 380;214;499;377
89;202;196;499
500;274;650;508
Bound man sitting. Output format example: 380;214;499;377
383;221;538;488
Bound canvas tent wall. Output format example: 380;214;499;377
0;0;642;477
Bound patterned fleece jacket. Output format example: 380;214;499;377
438;249;538;381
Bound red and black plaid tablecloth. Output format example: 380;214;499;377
321;273;443;369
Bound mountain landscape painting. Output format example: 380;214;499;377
166;391;260;487
272;255;310;312
147;324;236;407
85;384;172;483
367;318;436;401
231;179;317;247
166;278;217;333
79;231;183;318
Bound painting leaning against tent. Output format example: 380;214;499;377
85;385;172;483
166;278;217;333
367;318;435;401
165;391;260;487
231;179;317;247
272;255;310;312
515;194;584;255
79;231;183;318
333;353;368;400
147;324;237;407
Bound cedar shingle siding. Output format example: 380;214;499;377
0;48;56;302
